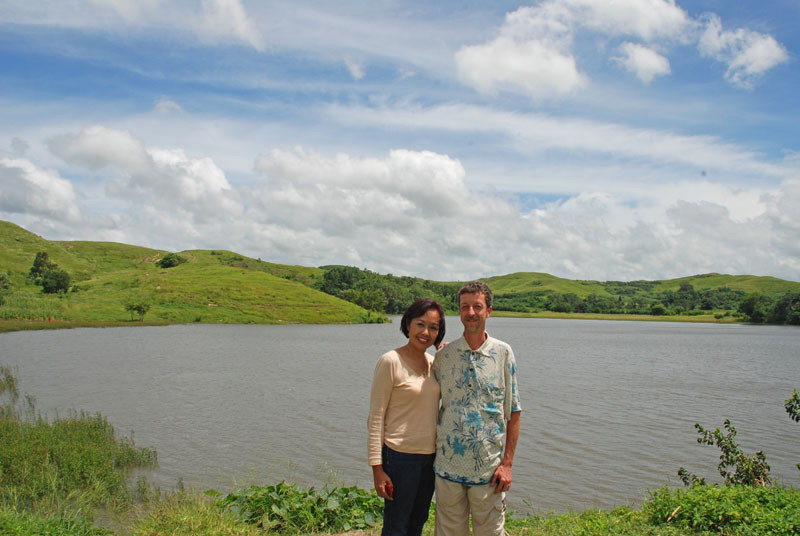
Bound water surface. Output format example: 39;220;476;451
2;318;798;513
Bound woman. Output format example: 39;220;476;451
367;298;446;536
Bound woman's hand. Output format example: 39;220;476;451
372;465;394;500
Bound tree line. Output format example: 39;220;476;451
318;267;800;325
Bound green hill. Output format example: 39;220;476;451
2;220;799;329
0;221;373;326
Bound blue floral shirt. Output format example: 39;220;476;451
433;333;521;485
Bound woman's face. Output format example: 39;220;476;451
407;308;441;351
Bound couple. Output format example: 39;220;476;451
367;281;522;536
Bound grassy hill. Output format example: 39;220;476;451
483;271;800;297
2;220;799;330
0;221;373;327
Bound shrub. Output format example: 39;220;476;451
214;481;382;533
40;267;71;294
645;484;800;535
156;253;187;269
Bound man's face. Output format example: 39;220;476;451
459;292;492;334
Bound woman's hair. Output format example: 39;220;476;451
400;298;446;347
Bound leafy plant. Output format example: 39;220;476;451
213;481;383;534
678;389;799;487
678;419;772;487
645;484;800;535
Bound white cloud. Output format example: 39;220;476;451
345;59;365;80
454;0;690;99
49;126;241;222
323;103;788;180
455;4;586;98
565;0;690;42
615;42;671;83
49;125;151;172
153;97;184;115
698;13;789;89
0;158;82;222
196;0;265;51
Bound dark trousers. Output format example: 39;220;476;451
381;445;436;536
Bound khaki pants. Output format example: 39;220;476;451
434;476;506;536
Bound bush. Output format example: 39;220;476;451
214;481;382;534
40;267;71;294
645;484;800;535
156;253;187;269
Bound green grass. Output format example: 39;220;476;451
650;273;800;294
0;370;157;513
0;508;113;536
0;221;375;328
493;310;741;323
484;272;611;297
127;493;262;536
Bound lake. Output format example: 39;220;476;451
1;317;798;513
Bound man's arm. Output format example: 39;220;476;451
491;410;521;493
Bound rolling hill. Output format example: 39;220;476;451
2;220;799;329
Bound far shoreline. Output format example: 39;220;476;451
0;310;748;334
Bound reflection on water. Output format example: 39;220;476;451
2;318;799;513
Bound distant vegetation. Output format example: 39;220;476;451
1;219;799;331
315;266;800;325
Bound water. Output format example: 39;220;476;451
1;318;798;513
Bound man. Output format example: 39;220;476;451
432;280;521;536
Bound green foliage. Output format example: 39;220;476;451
0;366;157;511
0;272;11;292
678;419;772;487
40;267;71;294
768;292;800;325
738;293;774;323
27;251;71;294
319;265;458;314
129;493;261;536
787;389;800;473
123;298;152;321
645;484;800;535
156;253;187;269
28;251;55;282
678;389;800;487
0;507;112;536
215;481;383;534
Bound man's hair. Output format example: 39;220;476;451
400;298;446;347
457;280;493;309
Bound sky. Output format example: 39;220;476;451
1;0;799;283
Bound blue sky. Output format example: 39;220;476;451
1;0;798;282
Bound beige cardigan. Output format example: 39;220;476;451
367;349;440;466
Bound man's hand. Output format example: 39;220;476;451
491;462;512;493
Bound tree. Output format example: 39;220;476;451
0;272;10;291
29;251;55;283
768;292;800;325
40;267;71;294
124;299;151;321
737;293;773;323
156;253;187;268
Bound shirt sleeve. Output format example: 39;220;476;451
367;354;394;466
504;345;522;421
